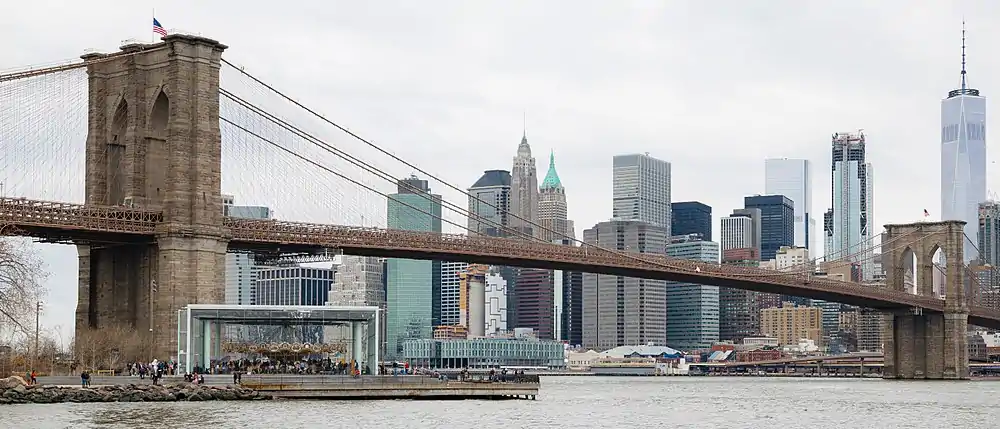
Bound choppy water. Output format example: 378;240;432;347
5;377;999;428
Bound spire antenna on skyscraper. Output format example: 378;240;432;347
961;20;967;91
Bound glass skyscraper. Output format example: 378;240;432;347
671;201;712;240
468;169;516;326
824;131;875;280
468;170;512;237
764;158;814;251
941;27;986;263
612;154;672;233
385;175;442;360
744;195;794;261
222;196;272;306
665;234;720;350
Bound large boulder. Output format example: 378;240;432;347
0;382;271;405
0;376;27;389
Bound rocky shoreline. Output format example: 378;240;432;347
0;376;271;405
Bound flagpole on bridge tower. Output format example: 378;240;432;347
151;8;155;43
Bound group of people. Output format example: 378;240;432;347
203;357;367;376
124;359;168;385
183;372;206;384
125;359;176;379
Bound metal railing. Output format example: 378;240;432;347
0;197;161;235
2;196;1000;321
237;374;539;390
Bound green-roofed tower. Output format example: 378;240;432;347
540;150;563;190
538;150;572;243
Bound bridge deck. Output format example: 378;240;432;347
4;197;1000;327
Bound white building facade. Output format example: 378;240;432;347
439;261;469;326
721;215;752;251
485;271;509;334
612;154;672;232
775;246;811;271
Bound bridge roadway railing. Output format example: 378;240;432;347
225;217;945;310
0;197;983;315
0;197;161;235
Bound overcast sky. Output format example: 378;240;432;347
1;1;998;341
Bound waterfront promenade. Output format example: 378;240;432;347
33;374;540;400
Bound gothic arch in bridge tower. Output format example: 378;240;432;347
149;89;169;131
881;220;969;379
896;246;916;295
107;98;128;206
145;89;170;203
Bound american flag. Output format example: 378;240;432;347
153;18;168;37
923;209;930;218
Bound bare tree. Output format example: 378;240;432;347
0;238;47;335
73;325;156;372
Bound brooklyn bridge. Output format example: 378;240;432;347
1;34;997;379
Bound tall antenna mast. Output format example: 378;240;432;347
522;110;526;138
961;20;968;91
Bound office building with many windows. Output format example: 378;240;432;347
744;195;794;261
824;131;875;280
401;337;566;369
765;158;815;251
439;261;469;326
612;154;672;232
385;175;443;360
582;220;669;350
665;234;720;350
256;267;334;306
671;201;712;240
469;170;512;237
942;29;987;263
222;197;272;306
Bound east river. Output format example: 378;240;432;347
5;376;1000;428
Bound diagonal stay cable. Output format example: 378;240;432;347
219;60;575;246
219;62;799;276
220;89;537;243
219;60;925;290
220;116;476;237
218;90;733;277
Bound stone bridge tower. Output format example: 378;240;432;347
76;35;230;357
881;220;969;379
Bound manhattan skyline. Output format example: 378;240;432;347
2;1;999;337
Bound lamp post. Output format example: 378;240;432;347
32;301;42;372
52;325;65;376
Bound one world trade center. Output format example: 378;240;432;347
941;23;987;263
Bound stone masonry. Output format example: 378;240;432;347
881;220;969;379
75;35;230;358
